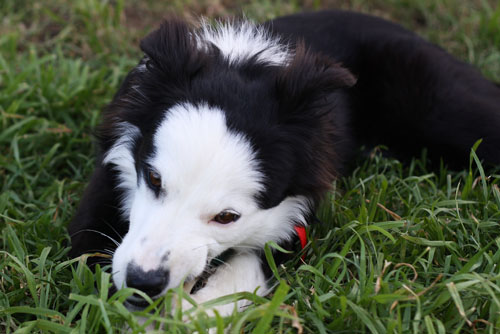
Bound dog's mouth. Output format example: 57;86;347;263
125;296;151;309
125;248;236;309
187;248;236;295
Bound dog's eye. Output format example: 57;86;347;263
147;169;162;189
213;210;240;224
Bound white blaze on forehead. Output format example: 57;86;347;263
197;19;292;66
151;103;264;208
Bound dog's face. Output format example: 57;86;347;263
110;103;310;296
100;18;355;300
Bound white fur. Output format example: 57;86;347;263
197;19;291;66
184;251;269;315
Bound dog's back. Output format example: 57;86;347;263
269;10;500;168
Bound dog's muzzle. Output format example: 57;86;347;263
123;248;237;307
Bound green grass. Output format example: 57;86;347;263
1;0;500;333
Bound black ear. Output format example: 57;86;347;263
275;42;356;109
139;17;207;80
256;43;356;206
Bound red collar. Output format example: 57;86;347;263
294;225;307;254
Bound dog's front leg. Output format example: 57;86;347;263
183;251;269;317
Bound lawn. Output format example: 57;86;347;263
1;0;500;333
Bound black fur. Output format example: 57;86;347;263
267;11;500;168
69;11;500;284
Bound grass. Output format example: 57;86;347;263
1;0;499;333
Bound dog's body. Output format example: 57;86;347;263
68;10;500;313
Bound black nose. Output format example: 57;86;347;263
125;263;169;297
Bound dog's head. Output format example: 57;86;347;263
100;17;355;302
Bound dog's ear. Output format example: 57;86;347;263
260;44;356;205
139;17;206;79
275;42;356;110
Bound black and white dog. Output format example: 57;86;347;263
68;10;500;314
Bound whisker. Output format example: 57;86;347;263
103;248;116;256
70;229;121;247
189;242;217;251
90;260;113;266
102;220;124;242
76;248;115;256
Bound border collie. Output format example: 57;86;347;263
68;10;500;314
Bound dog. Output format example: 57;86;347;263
68;10;500;315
